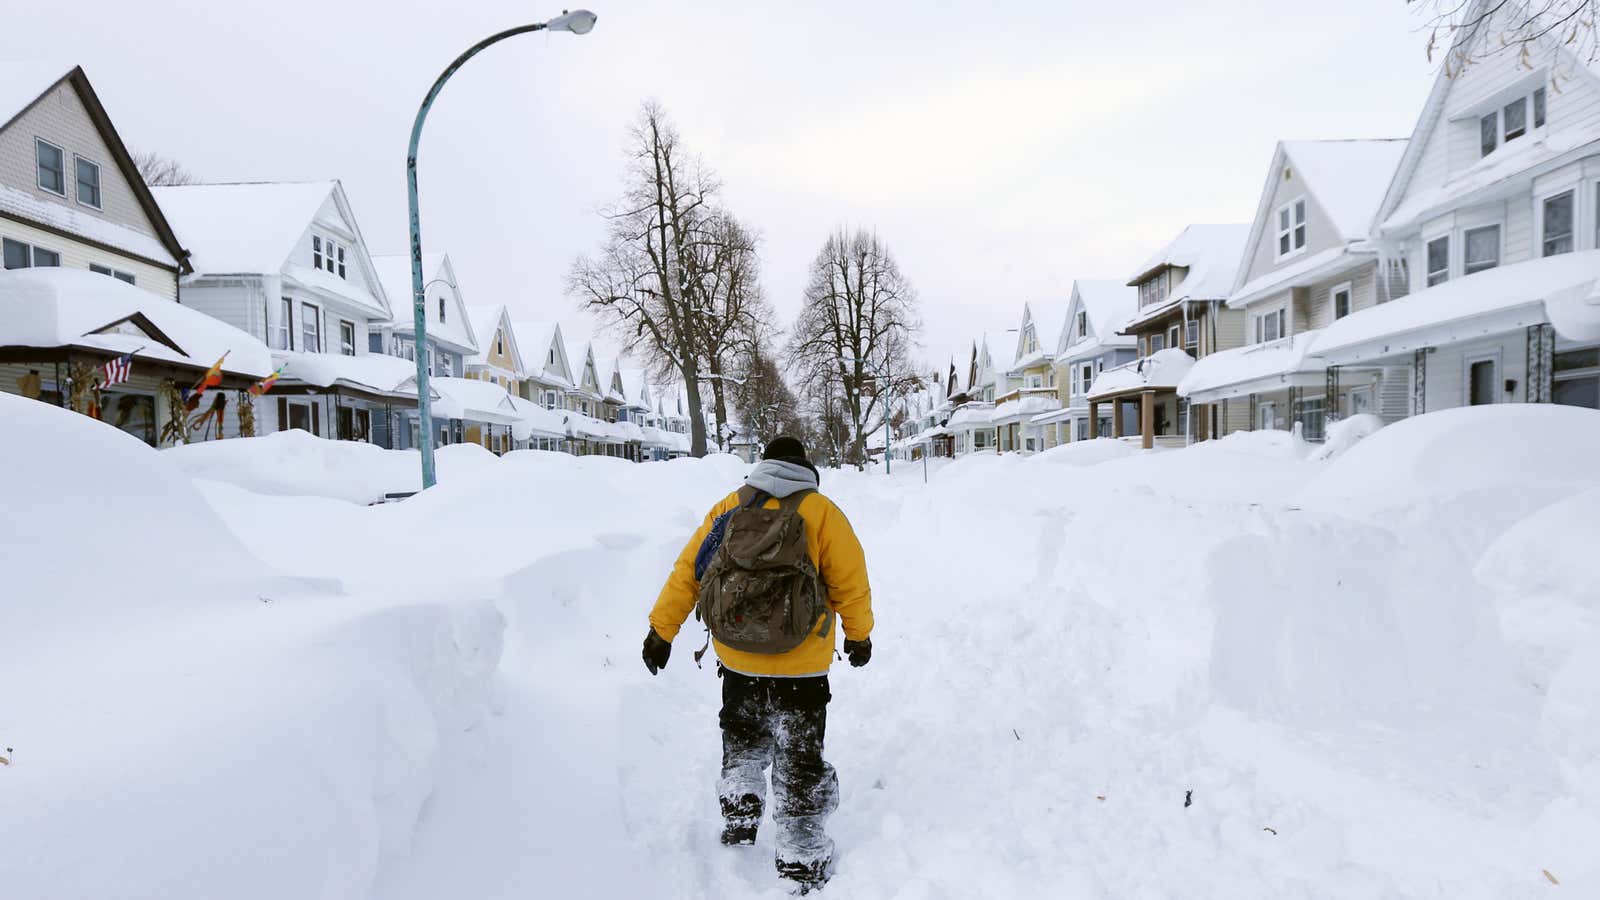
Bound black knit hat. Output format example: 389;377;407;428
762;435;820;482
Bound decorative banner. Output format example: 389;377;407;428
191;352;229;400
238;390;256;438
189;392;228;440
248;365;284;396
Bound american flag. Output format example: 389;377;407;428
100;351;134;387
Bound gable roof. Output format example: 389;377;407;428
1059;279;1138;355
152;180;334;277
0;63;190;273
567;340;597;393
620;367;652;408
370;252;478;354
1126;224;1251;296
465;304;521;371
1374;0;1600;235
1280;140;1408;241
510;320;573;386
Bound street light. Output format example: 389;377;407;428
406;9;597;489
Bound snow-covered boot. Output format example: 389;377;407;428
776;854;833;894
720;792;762;846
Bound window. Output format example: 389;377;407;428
1426;235;1449;286
1080;363;1093;397
2;238;58;268
438;350;452;375
339;320;356;356
36;139;65;195
277;298;294;350
1027;374;1043;390
1076;310;1088;340
1503;97;1528;141
312;235;348;278
1256;308;1285;343
1542;191;1574;257
1468;357;1497;405
1481;86;1548;158
1463;224;1501;274
73;156;104;209
89;263;135;284
369;332;383;353
1534;86;1547;128
1276;198;1307;257
1349;387;1375;416
1553;347;1599;409
544;390;557;410
548;348;555;365
1147;333;1165;355
1185;320;1199;348
312;236;323;270
301;302;321;353
438;296;446;324
337;246;346;279
1138;270;1170;308
1480;113;1498;157
1296;397;1326;442
1332;284;1351;320
1167;324;1180;350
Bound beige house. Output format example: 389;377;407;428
1179;140;1413;437
0;64;190;295
1087;224;1250;448
991;300;1066;453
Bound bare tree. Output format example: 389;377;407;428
131;150;198;187
690;212;773;451
1410;0;1599;76
731;342;806;447
786;229;922;467
570;103;722;456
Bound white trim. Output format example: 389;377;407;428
1424;233;1450;288
72;154;102;210
34;138;67;197
1330;280;1354;321
1274;195;1308;261
1537;186;1578;258
1461;222;1503;275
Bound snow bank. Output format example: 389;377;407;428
1;397;505;899
166;429;502;504
1308;412;1384;461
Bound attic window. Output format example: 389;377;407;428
312;235;348;279
1275;197;1307;259
36;139;66;196
1076;310;1088;339
1479;86;1547;158
1283;167;1292;181
439;296;446;324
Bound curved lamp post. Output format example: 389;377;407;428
407;8;597;489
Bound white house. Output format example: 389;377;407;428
370;252;478;380
1304;0;1600;414
1042;279;1140;443
993;300;1067;453
1179;139;1412;438
152;180;420;446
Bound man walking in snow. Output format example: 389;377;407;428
643;436;874;892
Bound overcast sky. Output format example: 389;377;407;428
21;0;1439;369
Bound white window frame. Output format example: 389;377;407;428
1076;310;1088;340
35;138;66;196
1478;85;1548;159
1538;187;1577;258
1255;306;1286;344
1184;319;1199;349
1330;280;1353;321
1348;385;1375;417
73;155;102;210
1424;234;1450;287
3;237;60;269
1274;196;1307;260
1461;223;1502;275
1463;348;1503;405
301;301;322;353
339;319;356;356
277;297;294;351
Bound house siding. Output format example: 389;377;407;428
1241;159;1346;287
0;214;176;297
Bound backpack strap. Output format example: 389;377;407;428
737;485;771;509
777;488;815;512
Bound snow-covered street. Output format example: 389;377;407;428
4;394;1599;898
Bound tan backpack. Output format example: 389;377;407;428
694;486;830;657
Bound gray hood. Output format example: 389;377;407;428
745;459;819;498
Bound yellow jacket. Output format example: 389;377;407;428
650;489;873;676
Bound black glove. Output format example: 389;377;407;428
844;637;872;668
643;629;671;675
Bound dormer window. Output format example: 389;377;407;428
1479;86;1546;158
1138;269;1171;308
312;235;348;279
1275;198;1306;258
1076;310;1088;340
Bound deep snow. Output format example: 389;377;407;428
4;396;1600;898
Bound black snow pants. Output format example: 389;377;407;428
718;666;839;868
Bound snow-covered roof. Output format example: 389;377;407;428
430;376;521;425
1280;140;1408;241
1017;298;1069;364
566;340;598;395
507;395;568;440
1228;246;1359;309
1380;127;1597;235
370;253;478;353
0;184;179;269
992;393;1062;424
465;305;510;368
1309;250;1600;364
1178;332;1325;402
0;267;271;377
1086;348;1196;401
594;356;625;402
273;350;422;396
1127;224;1250;293
619;367;650;408
153;181;333;277
946;403;994;430
1060;280;1138;356
512;321;572;387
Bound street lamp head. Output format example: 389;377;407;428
546;9;598;33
